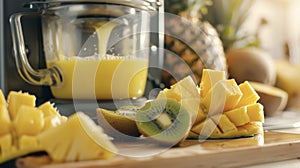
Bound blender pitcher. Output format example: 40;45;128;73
10;0;162;100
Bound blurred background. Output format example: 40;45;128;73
163;0;300;116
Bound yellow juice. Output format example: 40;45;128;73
47;58;148;99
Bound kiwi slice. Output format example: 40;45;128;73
97;106;141;137
135;99;191;145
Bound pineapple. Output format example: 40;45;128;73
37;112;117;162
163;0;227;87
0;91;67;163
0;90;116;163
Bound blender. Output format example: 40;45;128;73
8;0;164;115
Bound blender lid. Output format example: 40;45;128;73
26;0;162;11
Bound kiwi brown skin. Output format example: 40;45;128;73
97;108;141;138
135;99;192;146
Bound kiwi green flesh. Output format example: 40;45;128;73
136;99;191;144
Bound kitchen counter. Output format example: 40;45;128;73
245;111;300;168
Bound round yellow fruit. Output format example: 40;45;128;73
276;60;300;109
226;47;277;85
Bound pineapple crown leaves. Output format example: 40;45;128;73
203;0;261;50
165;0;213;19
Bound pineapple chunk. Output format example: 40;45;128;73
0;104;11;136
171;76;199;98
191;118;222;138
211;114;238;133
201;79;242;115
18;135;39;150
222;79;243;111
193;104;206;125
236;81;260;108
43;115;63;131
181;98;201;124
0;90;6;105
237;122;264;136
187;131;199;139
38;101;60;117
247;103;264;122
157;88;181;101
210;122;263;139
199;69;226;98
37;112;117;162
13;105;44;137
0;134;13;157
7;91;36;120
225;106;250;126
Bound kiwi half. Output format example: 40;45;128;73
135;99;191;145
97;106;141;137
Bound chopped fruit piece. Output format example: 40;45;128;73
187;131;199;139
190;118;222;138
171;76;200;98
247;103;264;122
193;105;206;125
0;90;6;105
43;115;63;131
210;122;263;139
18;135;39;150
13;106;44;137
157;88;181;101
225;106;250;126
199;69;226;98
236;81;260;108
181;98;201;124
7;91;36;120
59;116;68;123
0;134;13;157
190;118;263;139
211;114;238;133
222;79;243;111
37;112;117;162
38;102;60;117
0;104;11;136
201;79;242;115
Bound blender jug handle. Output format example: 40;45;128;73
9;13;62;86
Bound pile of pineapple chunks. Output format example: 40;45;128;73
0;90;116;163
158;69;264;139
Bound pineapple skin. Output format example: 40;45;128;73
163;12;227;87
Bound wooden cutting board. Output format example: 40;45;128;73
29;131;300;168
